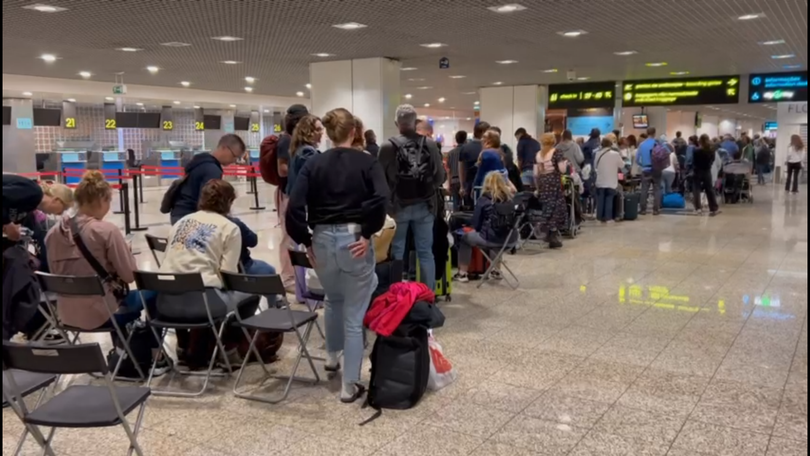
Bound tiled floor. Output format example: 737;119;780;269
3;181;808;455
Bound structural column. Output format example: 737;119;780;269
310;58;401;146
2;98;36;174
479;85;546;150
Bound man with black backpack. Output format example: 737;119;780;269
379;105;445;292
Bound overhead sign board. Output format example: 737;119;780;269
62;101;77;129
548;82;616;109
623;75;740;107
748;71;807;103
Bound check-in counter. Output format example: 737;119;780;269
101;151;126;176
59;151;87;184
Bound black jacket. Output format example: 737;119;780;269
170;154;223;221
3;174;43;226
3;244;42;340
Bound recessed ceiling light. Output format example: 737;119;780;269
400;67;418;71
24;4;68;13
466;117;472;121
40;54;57;62
173;101;181;105
488;4;527;13
404;94;413;99
493;81;504;86
424;103;431;107
577;77;591;81
543;69;560;73
146;66;160;74
559;30;587;37
449;75;466;79
22;92;33;96
772;54;796;60
738;13;764;20
474;101;480;105
263;109;270;113
408;78;426;82
229;104;237;108
332;22;367;30
784;64;803;70
66;98;76;103
496;60;519;65
461;91;477;95
615;51;638;56
646;62;668;67
193;105;200;109
136;102;144;106
180;81;191;87
420;43;447;48
438;97;446;103
245;87;253;93
416;86;433;90
296;91;305;97
117;47;142;52
670;71;691;76
245;76;256;83
221;60;242;65
212;36;243;42
78;71;92;79
161;42;192;47
311;53;335;58
760;40;786;46
305;83;312;89
105;97;114;101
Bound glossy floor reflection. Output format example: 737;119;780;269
3;182;807;455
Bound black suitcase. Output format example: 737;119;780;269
624;193;641;221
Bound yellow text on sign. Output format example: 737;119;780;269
65;117;76;129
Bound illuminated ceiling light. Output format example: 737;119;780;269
784;64;803;70
400;67;418;71
263;109;270;113
117;47;142;52
474;101;480;105
559;30;587;37
772;54;796;59
670;71;691;76
404;93;413;99
245;76;256;83
438;97;446;103
22;92;33;96
496;60;519;65
296;91;305;97
40;54;57;62
488;4;527;13
492;81;504;85
760;40;786;46
543;68;560;73
738;13;764;20
424;103;431;107
66;98;76;103
161;42;192;47
221;60;242;64
105;97;114;101
180;81;191;87
646;62;668;67
173;101;181;105
305;83;312;89
25;4;68;13
311;53;335;58
332;22;367;30
449;75;466;79
229;104;237;108
78;71;92;79
244;87;253;93
461;91;477;95
146;66;160;74
136;102;144;106
193;105;200;109
420;43;447;48
416;86;433;90
466;117;472;121
408;78;426;82
212;36;243;42
577;77;591;81
615;51;638;56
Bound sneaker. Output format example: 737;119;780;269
152;357;173;377
653;211;661;216
607;220;616;225
710;210;722;217
639;211;648;216
41;330;67;346
490;271;504;281
454;273;470;283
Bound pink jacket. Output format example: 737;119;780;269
45;213;137;330
364;283;435;336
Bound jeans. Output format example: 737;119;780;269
392;203;436;291
662;170;676;195
102;291;159;348
595;188;617;222
312;224;378;385
459;231;502;272
640;171;663;213
786;162;803;193
244;259;278;305
521;170;535;187
693;170;719;213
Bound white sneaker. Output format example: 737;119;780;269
454;273;470;283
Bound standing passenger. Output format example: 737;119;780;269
534;133;569;249
459;121;490;207
364;130;380;158
515;128;541;187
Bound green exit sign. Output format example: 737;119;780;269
112;84;127;95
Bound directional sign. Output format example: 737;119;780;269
549;81;616;109
623;75;741;107
748;71;807;104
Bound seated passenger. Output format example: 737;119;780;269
455;172;517;283
159;179;254;322
45;171;160;341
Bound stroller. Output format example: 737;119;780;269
722;162;754;204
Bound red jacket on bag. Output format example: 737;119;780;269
365;283;435;336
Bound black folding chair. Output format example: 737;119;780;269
222;272;320;404
35;272;147;381
513;192;546;252
2;342;150;456
133;272;233;398
144;235;168;268
476;202;521;290
2;368;58;456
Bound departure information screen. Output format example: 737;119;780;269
548;82;616;109
623;75;740;107
749;71;808;103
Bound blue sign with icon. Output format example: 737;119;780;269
748;71;808;103
16;118;33;130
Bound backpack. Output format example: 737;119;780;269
106;324;154;380
391;136;434;202
651;143;671;172
259;135;282;186
362;325;430;425
160;176;188;214
2;244;42;341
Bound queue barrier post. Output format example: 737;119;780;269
130;170;148;232
137;164;146;204
249;167;265;211
113;169;126;215
122;183;132;236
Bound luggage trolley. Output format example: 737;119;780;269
561;176;582;239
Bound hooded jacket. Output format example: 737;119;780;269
170;153;223;222
557;141;585;173
2;174;43;226
473;150;507;188
45;213;137;330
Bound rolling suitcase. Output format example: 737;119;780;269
624;193;641;221
417;246;453;302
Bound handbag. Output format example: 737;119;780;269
69;217;130;301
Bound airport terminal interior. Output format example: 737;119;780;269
2;1;808;455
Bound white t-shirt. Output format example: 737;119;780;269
787;146;806;164
664;152;678;173
595;148;625;189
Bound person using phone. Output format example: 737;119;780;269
286;108;389;404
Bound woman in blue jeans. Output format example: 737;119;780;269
286;108;389;403
594;135;625;223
